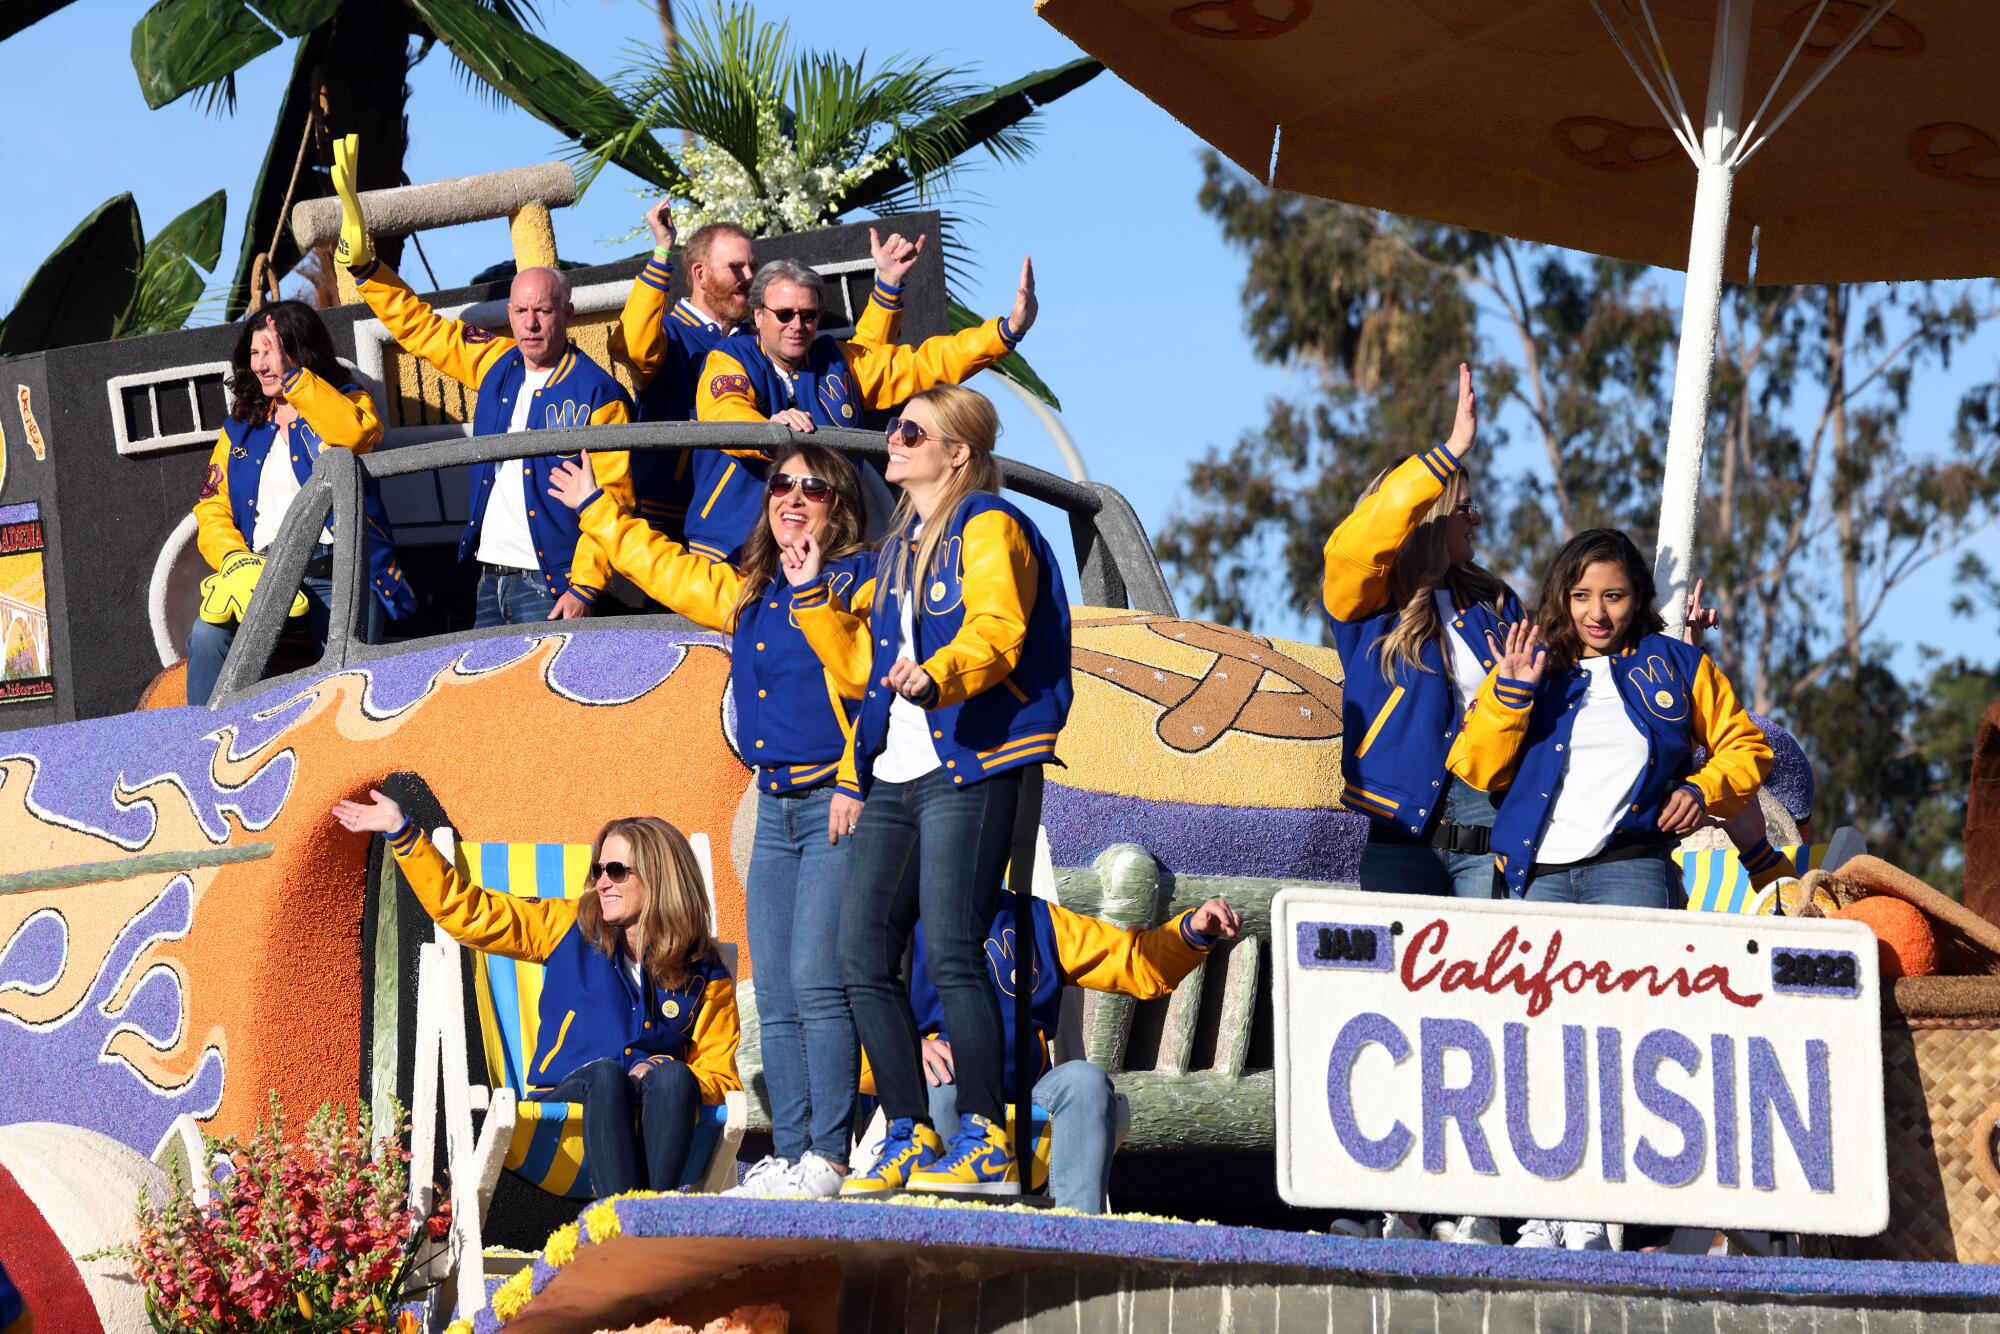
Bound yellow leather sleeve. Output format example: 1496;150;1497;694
566;420;636;599
695;349;767;424
283;370;382;451
355;262;516;391
193;431;249;570
849;288;901;347
1322;447;1460;622
842;319;1011;410
1685;655;1772;818
921;509;1036;709
611;262;673;389
686;973;743;1102
389;829;576;963
793;574;879;700
576;490;742;629
1049;903;1211;999
1445;671;1538;792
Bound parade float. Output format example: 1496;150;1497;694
1;81;1998;1333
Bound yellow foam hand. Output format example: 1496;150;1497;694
331;134;373;268
196;552;310;625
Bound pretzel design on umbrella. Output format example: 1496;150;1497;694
1553;117;1678;171
1783;0;1924;58
1909;124;2000;188
1072;614;1342;754
1170;0;1311;41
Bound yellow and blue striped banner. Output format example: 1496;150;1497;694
1674;842;1825;915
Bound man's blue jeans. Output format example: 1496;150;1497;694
838;768;1021;1126
532;1056;699;1197
927;1060;1116;1213
1523;850;1683;909
1358;778;1500;898
745;785;858;1165
475;568;558;627
186;571;346;707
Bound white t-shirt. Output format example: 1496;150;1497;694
1435;589;1488;719
873;583;943;783
250;422;333;550
475;368;553;571
1536;657;1650;864
620;951;643;994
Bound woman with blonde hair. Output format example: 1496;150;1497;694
331;791;739;1197
783;382;1073;1197
1323;364;1519;902
544;437;874;1200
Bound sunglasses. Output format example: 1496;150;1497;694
1452;502;1483;521
884;418;955;449
769;472;832;502
589;861;635;885
762;306;821;325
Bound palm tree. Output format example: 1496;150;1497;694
590;2;1101;406
2;0;679;319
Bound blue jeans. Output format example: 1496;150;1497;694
475;568;557;627
186;571;349;707
1358;779;1500;898
533;1056;699;1196
839;768;1021;1125
746;785;858;1165
1523;851;1683;909
928;1060;1116;1213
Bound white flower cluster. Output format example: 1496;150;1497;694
673;102;889;235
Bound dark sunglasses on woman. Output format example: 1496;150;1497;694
589;861;635;884
883;418;952;449
768;472;832;502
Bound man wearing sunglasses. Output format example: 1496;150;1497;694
614;201;922;559
692;251;1038;555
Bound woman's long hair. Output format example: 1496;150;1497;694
573;816;719;990
1532;528;1665;668
882;384;1003;597
1356;463;1512;680
731;441;869;626
228;301;347;424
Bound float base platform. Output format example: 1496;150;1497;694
476;1194;2000;1334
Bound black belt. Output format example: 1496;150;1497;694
479;561;537;577
1531;831;1675;876
1373;819;1491;855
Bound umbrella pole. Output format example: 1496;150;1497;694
1653;0;1751;636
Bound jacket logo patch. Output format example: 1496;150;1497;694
1632;654;1688;722
708;373;751;398
985;928;1044;998
543;401;589;430
662;998;681;1019
463;326;496;344
923;534;965;615
230;446;248;460
198;464;223;499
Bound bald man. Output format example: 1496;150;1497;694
349;259;635;625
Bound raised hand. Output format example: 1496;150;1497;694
1187;897;1242;941
1444;362;1477;458
330;134;372;268
883;657;938;705
1484;619;1546;690
780;531;823;586
645;199;676;252
1680;576;1719;645
1006;256;1037;337
546;450;597;511
870;227;926;288
331;788;405;835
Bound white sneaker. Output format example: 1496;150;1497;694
722;1154;796;1198
1382;1213;1425;1241
1562;1221;1611;1251
1447;1215;1503;1245
1515;1218;1563;1248
783;1152;847;1200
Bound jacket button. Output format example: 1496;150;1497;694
953;775;963;784
528;509;536;517
880;638;890;646
1631;804;1641;812
624;1046;632;1055
755;740;765;749
756;642;766;651
1432;780;1440;787
644;1021;652;1029
1555;744;1564;751
868;689;878;697
770;781;780;790
933;730;943;739
758;689;767;698
769;601;778;610
946;760;955;768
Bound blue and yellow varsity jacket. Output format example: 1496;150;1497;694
1447;632;1773;896
387;819;740;1101
192;369;418;620
613;258;904;558
791;492;1073;797
1322;447;1522;837
351;261;635;604
575;488;872;794
912;898;1214;1090
691;308;1018;562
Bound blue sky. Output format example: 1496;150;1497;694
4;0;1996;678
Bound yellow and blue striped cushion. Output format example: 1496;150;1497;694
454;839;728;1197
1674;842;1824;914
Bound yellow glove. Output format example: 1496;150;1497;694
197;552;310;625
331;134;373;269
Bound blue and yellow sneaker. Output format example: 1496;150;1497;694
840;1118;945;1197
905;1113;1021;1196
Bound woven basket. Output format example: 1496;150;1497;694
1806;857;2000;1263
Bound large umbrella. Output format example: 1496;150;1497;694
1037;0;1996;628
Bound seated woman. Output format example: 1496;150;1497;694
188;300;415;706
331;790;740;1197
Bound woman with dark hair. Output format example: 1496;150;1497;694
187;300;415;705
546;438;872;1200
1449;528;1771;908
